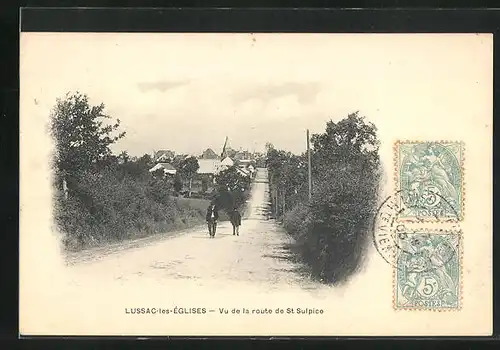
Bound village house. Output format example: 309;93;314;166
148;162;177;175
149;138;259;193
190;158;220;193
236;167;250;178
199;148;219;159
197;158;221;176
233;150;254;161
223;147;237;159
223;157;233;165
153;150;175;163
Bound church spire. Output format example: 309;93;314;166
221;136;228;158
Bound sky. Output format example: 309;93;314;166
20;33;492;157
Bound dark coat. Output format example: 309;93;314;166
230;210;242;226
206;206;219;222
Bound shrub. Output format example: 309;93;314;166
213;166;251;215
49;92;209;251
56;165;207;251
283;203;310;240
300;162;380;284
271;112;382;285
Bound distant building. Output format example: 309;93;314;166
173;154;188;164
154;150;175;163
236;167;250;177
200;148;219;159
234;150;253;161
149;163;177;175
226;148;237;158
197;159;221;175
233;151;243;161
238;159;252;165
221;157;234;167
216;157;232;173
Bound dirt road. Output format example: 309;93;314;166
21;168;393;336
67;168;320;291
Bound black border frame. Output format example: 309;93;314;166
1;6;498;346
18;7;500;33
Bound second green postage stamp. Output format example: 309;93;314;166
394;231;462;310
395;141;464;221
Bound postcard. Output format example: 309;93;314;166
19;33;492;336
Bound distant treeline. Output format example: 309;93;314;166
266;112;382;285
51;92;251;251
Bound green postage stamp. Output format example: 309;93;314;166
394;231;462;310
395;141;464;221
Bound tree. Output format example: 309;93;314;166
305;111;381;284
173;173;183;194
215;166;250;192
171;157;181;169
266;148;308;216
151;168;165;179
49;92;126;186
311;111;379;178
137;154;153;169
214;166;251;212
265;142;275;152
178;156;199;197
201;176;209;193
117;159;149;181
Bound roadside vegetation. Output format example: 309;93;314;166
266;112;382;285
51;92;250;251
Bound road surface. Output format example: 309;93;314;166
66;168;321;291
21;168;391;336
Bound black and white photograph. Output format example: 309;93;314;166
19;32;492;336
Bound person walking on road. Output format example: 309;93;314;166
230;207;242;236
206;203;219;238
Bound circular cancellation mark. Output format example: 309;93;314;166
372;189;462;272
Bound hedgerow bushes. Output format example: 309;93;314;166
50;92;209;252
282;203;310;239
56;167;207;251
270;112;382;285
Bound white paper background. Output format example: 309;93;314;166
19;33;492;336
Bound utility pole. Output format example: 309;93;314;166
275;188;278;219
283;192;286;214
307;129;312;201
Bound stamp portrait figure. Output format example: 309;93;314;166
395;232;461;310
397;141;464;221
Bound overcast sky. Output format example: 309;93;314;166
20;33;492;157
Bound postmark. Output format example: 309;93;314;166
372;190;462;268
394;231;462;311
394;141;465;222
372;190;463;311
